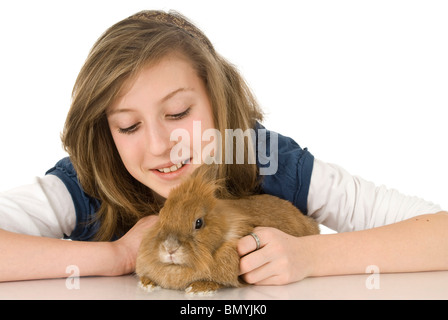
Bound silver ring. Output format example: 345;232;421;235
249;232;261;250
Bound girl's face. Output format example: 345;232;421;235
107;53;215;198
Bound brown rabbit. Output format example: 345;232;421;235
136;165;319;295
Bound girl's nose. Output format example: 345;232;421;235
144;121;174;157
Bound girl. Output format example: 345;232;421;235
0;10;447;284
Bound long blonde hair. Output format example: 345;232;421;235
62;10;263;241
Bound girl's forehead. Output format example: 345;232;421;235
107;54;202;114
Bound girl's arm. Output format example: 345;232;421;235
309;211;448;277
0;228;122;282
0;215;157;282
239;158;447;284
238;211;448;285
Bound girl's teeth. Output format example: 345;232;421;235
157;161;186;173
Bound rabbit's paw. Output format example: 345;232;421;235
138;277;161;293
185;281;221;296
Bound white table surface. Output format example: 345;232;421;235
1;270;447;300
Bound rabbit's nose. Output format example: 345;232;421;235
163;238;180;255
167;247;178;255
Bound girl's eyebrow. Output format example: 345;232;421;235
108;87;194;116
159;87;193;104
107;107;136;116
107;107;137;116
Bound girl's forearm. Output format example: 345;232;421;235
308;212;448;277
0;229;125;282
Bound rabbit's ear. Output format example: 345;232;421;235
189;164;227;198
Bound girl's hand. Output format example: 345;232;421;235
237;227;315;285
112;215;159;275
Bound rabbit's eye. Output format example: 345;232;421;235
195;218;204;230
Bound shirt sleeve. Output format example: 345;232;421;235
0;175;76;238
255;122;314;215
45;157;101;241
307;158;443;233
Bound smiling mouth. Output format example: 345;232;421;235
156;159;190;173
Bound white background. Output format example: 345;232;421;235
0;0;446;213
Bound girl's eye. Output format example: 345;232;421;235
167;107;191;120
118;123;140;135
116;107;191;135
